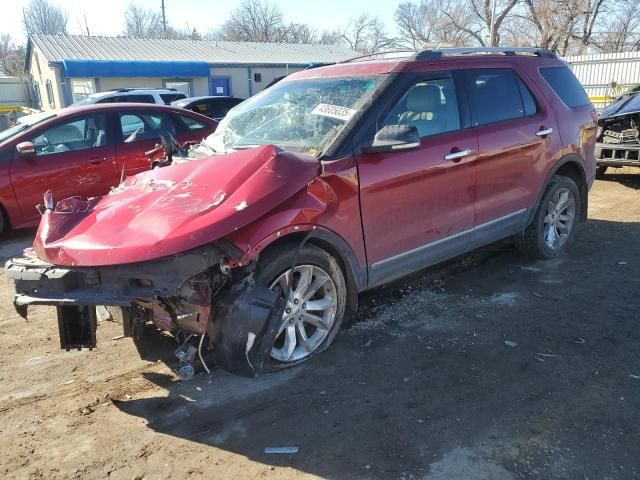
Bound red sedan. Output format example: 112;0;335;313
0;103;217;232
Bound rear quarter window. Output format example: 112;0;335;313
540;67;591;108
160;93;186;104
176;114;209;132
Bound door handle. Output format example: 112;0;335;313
444;149;471;162
88;156;107;165
536;127;553;137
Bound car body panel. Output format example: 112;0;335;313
0;104;217;230
5;51;598;377
33;145;320;266
358;129;478;265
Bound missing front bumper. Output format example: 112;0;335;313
5;245;286;376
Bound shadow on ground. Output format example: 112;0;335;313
113;218;640;480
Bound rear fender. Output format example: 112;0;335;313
524;154;589;227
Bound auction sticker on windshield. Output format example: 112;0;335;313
311;103;357;122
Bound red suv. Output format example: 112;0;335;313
0;104;217;231
6;48;596;377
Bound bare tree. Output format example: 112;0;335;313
439;0;519;46
0;34;26;78
595;0;640;51
280;23;317;43
221;0;284;42
340;14;396;53
395;0;473;48
124;3;164;39
23;0;68;35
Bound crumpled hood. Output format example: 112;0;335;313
34;145;320;266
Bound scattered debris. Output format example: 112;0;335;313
618;261;628;265
504;340;518;348
417;419;425;424
264;447;299;454
629;374;640;380
360;339;372;348
536;353;561;358
532;291;543;298
111;335;124;341
574;337;587;344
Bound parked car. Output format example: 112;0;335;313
172;96;245;121
6;48;596;378
595;90;640;177
72;88;187;106
0;103;217;231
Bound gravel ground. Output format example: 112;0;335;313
0;171;639;480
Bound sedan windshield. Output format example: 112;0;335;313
204;75;384;155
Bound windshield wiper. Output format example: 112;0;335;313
232;144;263;150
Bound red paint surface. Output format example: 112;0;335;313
22;54;595;292
0;104;217;230
358;130;478;264
34;145;319;266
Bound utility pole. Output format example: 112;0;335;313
161;0;167;39
489;0;497;47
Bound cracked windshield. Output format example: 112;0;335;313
204;75;383;155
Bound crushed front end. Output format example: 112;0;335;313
6;242;284;377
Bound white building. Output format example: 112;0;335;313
25;35;356;111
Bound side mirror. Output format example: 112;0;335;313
16;141;35;157
363;125;421;153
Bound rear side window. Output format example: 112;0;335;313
464;68;532;126
122;95;155;104
177;114;209;132
540;67;590;107
160;93;186;104
118;111;174;143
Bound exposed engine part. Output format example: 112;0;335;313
175;335;197;380
598;114;640;145
602;128;638;144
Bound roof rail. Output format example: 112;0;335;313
340;50;422;64
107;87;178;93
340;47;557;64
414;47;557;60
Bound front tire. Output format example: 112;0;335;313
515;175;581;258
253;243;347;368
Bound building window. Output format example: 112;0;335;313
71;78;96;103
32;81;42;109
45;79;55;108
164;80;191;96
254;72;262;83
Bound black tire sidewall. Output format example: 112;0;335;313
533;176;581;258
253;244;347;368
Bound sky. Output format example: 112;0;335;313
4;0;401;44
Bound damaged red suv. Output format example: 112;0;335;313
6;48;596;377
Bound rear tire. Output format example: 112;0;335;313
595;166;608;179
514;175;581;259
253;243;347;370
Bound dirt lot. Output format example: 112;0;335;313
1;171;639;480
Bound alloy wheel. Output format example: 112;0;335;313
269;264;338;362
543;187;576;249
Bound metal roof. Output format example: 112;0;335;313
29;35;356;66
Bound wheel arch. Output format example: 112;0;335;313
0;201;10;233
255;228;365;313
526;155;588;227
